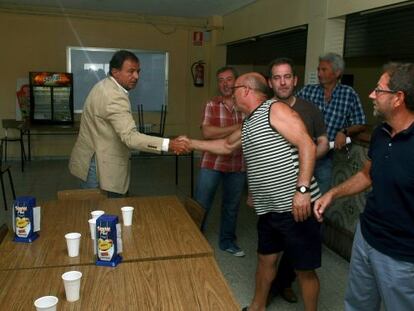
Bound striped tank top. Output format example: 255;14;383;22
241;99;320;215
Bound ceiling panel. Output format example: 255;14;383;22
0;0;257;18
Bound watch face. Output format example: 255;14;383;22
297;185;309;193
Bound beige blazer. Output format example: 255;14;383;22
69;77;164;194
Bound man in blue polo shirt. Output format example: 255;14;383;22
314;62;414;311
297;53;366;193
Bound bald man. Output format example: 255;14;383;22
188;73;322;311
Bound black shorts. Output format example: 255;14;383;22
257;211;321;270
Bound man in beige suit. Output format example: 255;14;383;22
69;50;188;197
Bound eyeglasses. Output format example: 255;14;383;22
231;85;247;91
373;88;398;95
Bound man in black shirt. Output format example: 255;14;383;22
315;62;414;311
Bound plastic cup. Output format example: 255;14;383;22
34;295;58;311
65;232;81;257
91;210;105;219
121;206;134;226
62;271;82;302
88;218;96;240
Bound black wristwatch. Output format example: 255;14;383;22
296;185;310;194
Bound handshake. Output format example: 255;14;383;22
168;136;192;155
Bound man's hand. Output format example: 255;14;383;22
334;131;347;150
246;192;254;208
292;192;311;222
169;136;191;154
313;191;334;222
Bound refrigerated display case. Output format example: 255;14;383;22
29;72;74;124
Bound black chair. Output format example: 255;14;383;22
1;119;26;172
137;104;167;137
0;140;16;211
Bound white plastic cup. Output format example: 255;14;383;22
65;232;81;257
34;295;58;311
91;210;105;219
121;206;134;226
62;271;82;302
88;218;96;240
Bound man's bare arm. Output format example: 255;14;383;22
270;103;316;187
314;160;372;221
270;103;316;222
202;124;241;139
316;135;329;159
347;124;367;136
190;128;242;155
335;124;367;149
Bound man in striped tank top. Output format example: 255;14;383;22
267;58;329;305
188;72;322;311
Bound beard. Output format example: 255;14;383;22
373;106;385;119
372;109;384;119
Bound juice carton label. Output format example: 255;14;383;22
95;215;122;267
15;206;31;238
97;224;114;261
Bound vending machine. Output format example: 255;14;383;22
29;72;74;124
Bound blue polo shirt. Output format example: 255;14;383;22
360;122;414;262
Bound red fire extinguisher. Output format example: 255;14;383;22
191;60;205;87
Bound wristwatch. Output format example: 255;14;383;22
296;185;310;194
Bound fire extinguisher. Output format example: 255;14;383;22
191;60;205;87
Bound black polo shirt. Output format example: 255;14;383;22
360;121;414;263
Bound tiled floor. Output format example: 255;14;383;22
1;156;349;310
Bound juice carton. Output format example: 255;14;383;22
13;196;40;243
95;214;122;267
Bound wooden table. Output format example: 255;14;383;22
0;196;213;270
0;257;239;310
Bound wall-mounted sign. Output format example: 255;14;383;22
30;72;72;87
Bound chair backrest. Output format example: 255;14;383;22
57;189;107;201
2;119;22;129
1;119;23;138
136;104;167;136
184;197;205;229
0;223;8;244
